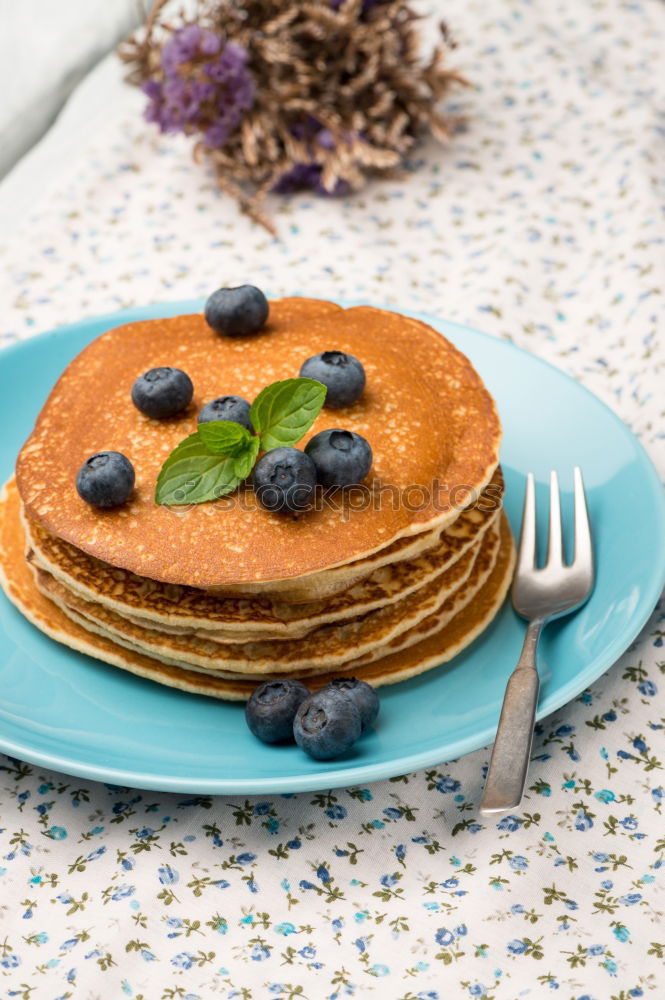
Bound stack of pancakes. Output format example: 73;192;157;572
0;299;515;700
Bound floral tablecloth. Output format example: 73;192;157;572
1;1;664;997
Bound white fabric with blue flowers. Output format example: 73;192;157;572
0;1;664;997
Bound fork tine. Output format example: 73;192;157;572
546;470;563;566
516;472;537;573
572;466;593;572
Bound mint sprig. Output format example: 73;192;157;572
198;420;252;455
250;378;327;450
155;377;326;506
154;433;242;505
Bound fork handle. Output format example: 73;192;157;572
480;619;542;815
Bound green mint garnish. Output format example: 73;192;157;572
232;435;260;479
198;419;252;455
155;377;326;506
154;433;241;506
249;378;327;451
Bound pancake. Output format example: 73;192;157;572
16;298;501;589
32;519;500;674
23;468;503;640
0;478;515;699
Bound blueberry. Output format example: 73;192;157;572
322;677;379;730
198;395;253;431
131;367;193;419
204;285;269;337
76;451;135;508
293;689;362;760
253;447;317;513
245;680;310;744
304;429;372;487
299;351;365;408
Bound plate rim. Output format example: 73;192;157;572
0;298;664;793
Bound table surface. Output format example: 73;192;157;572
0;1;663;996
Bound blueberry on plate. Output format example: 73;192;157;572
198;395;253;431
204;285;269;337
299;351;365;408
76;451;135;508
253;447;317;513
245;679;310;744
322;677;379;730
293;689;362;760
304;429;372;487
131;367;193;419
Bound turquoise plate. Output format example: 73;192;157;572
1;301;664;793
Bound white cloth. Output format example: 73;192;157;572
0;0;142;178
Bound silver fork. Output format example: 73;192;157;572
480;467;594;815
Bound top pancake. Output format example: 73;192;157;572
16;299;501;588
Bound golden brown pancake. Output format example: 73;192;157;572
0;477;515;699
24;468;503;640
16;299;500;588
43;519;506;683
32;521;500;674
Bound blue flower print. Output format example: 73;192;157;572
507;939;528;954
370;963;389;976
594;789;615;803
171;952;195;969
497;815;522;832
274;922;296;936
157;865;179;885
435;776;460;793
111;886;135;901
435;928;454;946
574;810;593;831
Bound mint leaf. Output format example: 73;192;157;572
250;377;326;451
197;420;252;455
232;435;260;479
154;378;326;506
155;433;241;505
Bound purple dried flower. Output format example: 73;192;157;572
273;163;349;197
142;25;254;147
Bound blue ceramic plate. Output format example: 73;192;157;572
1;301;664;793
